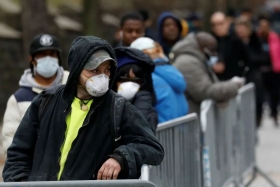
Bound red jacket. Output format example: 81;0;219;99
268;32;280;72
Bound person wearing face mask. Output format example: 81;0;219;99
2;34;69;153
171;32;245;115
3;36;164;182
113;47;158;133
130;37;189;123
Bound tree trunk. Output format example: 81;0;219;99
83;0;103;37
21;0;55;63
201;0;217;32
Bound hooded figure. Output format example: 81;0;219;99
3;36;164;181
2;34;69;153
171;32;244;114
157;12;182;57
131;37;189;123
113;47;158;133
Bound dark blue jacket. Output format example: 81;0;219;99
157;12;182;57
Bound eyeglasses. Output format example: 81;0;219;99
211;21;225;27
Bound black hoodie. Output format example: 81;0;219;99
114;47;158;133
3;36;164;181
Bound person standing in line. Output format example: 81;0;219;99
2;34;69;152
171;32;244;114
210;12;249;80
113;47;158;133
157;12;182;58
3;36;164;181
257;15;280;126
117;12;145;47
131;37;189;122
235;16;266;128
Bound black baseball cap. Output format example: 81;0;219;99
29;34;61;55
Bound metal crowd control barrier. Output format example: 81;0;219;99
236;83;278;187
201;83;278;187
141;113;202;187
0;180;157;187
200;99;237;187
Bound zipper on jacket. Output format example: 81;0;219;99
82;104;101;127
57;107;71;180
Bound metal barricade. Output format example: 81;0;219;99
235;83;277;187
0;180;157;187
142;113;202;187
235;83;256;182
200;99;237;187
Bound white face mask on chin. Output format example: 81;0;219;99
118;82;140;100
35;56;59;78
86;74;109;97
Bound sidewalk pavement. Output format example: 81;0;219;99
250;113;280;187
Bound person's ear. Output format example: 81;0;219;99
119;30;123;38
29;55;36;66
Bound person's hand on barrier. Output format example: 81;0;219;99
230;76;245;87
97;158;121;180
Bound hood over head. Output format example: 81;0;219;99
114;47;155;73
171;33;205;62
63;36;117;103
114;47;156;104
157;12;182;54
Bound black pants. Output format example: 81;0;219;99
247;70;264;127
262;71;280;118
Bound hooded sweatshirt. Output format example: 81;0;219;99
157;12;182;57
2;67;68;152
172;33;241;114
3;36;164;181
114;47;158;133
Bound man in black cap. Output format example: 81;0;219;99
2;34;69;152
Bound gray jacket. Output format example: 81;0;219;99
171;33;241;114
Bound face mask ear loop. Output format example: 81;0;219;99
30;55;35;77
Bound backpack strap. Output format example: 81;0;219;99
110;91;126;148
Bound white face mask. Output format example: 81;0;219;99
118;82;140;100
35;56;59;78
207;56;218;66
86;74;109;97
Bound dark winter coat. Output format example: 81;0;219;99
3;36;164;182
214;32;249;80
114;47;158;133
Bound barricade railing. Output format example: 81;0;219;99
0;180;157;187
235;83;256;183
141;113;202;187
235;83;278;187
200;99;237;187
201;83;278;187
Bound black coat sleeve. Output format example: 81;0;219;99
132;91;158;134
247;35;267;68
2;95;41;182
113;101;164;179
